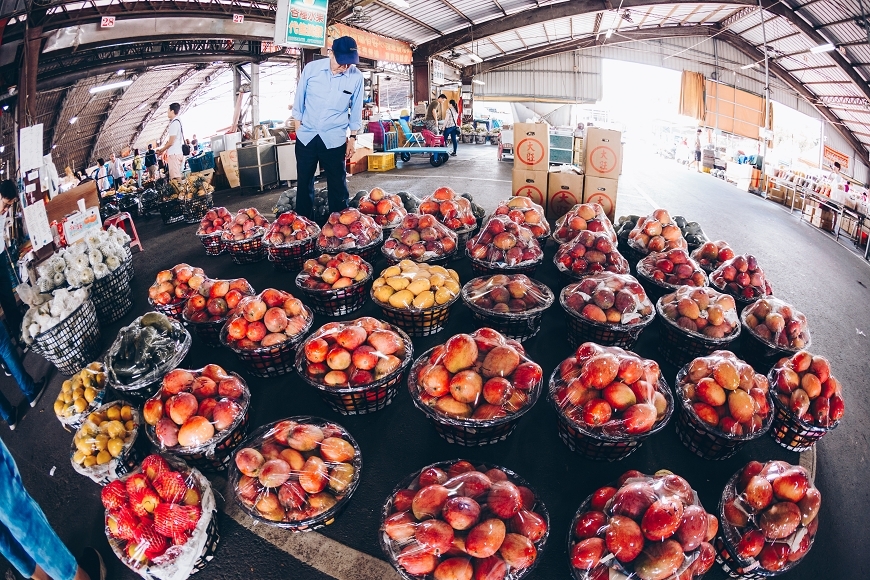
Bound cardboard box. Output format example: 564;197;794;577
583;176;618;222
345;146;372;175
219;149;240;188
512;169;549;209
584;127;622;178
548;168;584;220
513;123;549;172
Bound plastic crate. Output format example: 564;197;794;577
368;153;396;172
188;152;215;172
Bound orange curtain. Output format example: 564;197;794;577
679;71;706;121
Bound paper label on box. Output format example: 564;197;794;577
588;145;620;174
586;192;615;218
515;138;546;167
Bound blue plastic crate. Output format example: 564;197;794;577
188;151;215;172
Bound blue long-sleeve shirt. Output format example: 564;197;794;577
292;58;364;150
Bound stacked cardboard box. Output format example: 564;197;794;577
548;166;584;219
511;123;551;215
582;128;622;221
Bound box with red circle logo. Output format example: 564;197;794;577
513;123;550;172
547;170;584;220
584;127;622;178
512;169;549;210
583;176;618;221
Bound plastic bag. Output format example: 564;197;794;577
462;274;553;315
659;286;740;339
569;470;717;580
54;362;107;427
552;343;671;437
678;351;772;437
627;209;688;254
231;417;361;527
71;400;140;483
418;186;478;231
147;264;206;306
710;254;773;300
357;187;408;228
182;278;255;324
316;207;382;251
672;215;709;248
720;460;820;573
296;318;411;388
465;214;543;267
381;459;548;579
220;289;313;351
555;231;629;277
263;211;320;247
195;207;232;236
742;298;810;349
296;253;372;291
637;249;707;288
770;351;844;427
410;328;543;421
372;261;461;310
383;213;459;261
104;454;216;580
493;196;551;239
220;208;270;242
105;314;192;391
142;365;250;454
690;240;733;272
554;203;618;245
562;272;653;326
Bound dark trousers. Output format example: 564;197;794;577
295;135;349;220
443;127;459;154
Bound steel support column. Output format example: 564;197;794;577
17;25;42;135
251;62;260;126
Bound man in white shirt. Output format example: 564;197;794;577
109;153;125;184
157;102;185;180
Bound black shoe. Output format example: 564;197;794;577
450;152;457;156
7;407;17;431
28;378;47;408
79;547;106;580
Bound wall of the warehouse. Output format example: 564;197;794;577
475;52;602;102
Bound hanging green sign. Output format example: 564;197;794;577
274;0;328;48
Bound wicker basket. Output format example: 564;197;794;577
267;237;317;271
224;230;267;264
374;290;459;337
159;199;184;224
655;299;741;369
766;370;839;451
461;277;554;342
295;267;373;317
561;285;654;349
90;264;133;325
739;311;807;373
197;232;224;256
182;193;213;224
467;253;542;277
31;299;102;376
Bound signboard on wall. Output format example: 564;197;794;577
823;145;849;170
326;23;412;64
432;60;444;85
274;0;327;48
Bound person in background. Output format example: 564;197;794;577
688;129;702;172
443;99;460;157
93;159;110;193
191;135;199;153
156;103;185;180
424;95;446;133
109;153;124;187
292;36;364;220
131;149;143;188
144;144;158;181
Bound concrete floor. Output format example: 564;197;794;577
0;142;867;580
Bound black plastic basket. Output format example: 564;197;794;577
190;510;220;574
267;237;317;271
561;286;654;349
147;296;188;321
739;312;806;373
453;224;478;260
714;536;775;580
710;279;768;315
766;374;838;451
655;299;741;369
183;194;213;224
294;267;373;317
197;232;224;256
624;244;648;273
147;410;250;472
159;199;184;224
224;231;267;264
222;311;314;378
467;253;542;277
383;246;456;267
317;234;383;264
461;277;554;342
549;368;674;461
295;326;413;415
90;265;133;325
637;269;708;304
32;299;102;376
374;291;459;337
186;318;226;348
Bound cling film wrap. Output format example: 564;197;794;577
554;203;618;245
383;213;459;261
195;207;232;237
147;264;206;308
561;273;654;327
672;215;709;249
230;417;362;529
296;252;372;291
636;249;708;289
316;208;383;251
769;351;844;429
677;351;774;440
106;314;192;392
220;207;271;242
710;254;773;301
220;289;313;353
142;366;250;455
569;471;718;580
408;328;544;424
71;400;141;484
54;362;108;428
380;459;549;580
418;187;479;232
719;461;820;574
627;209;688;255
295;317;412;389
461;274;554;316
105;454;217;580
465;215;543;268
554;231;630;278
372;261;461;311
690;240;734;273
741;298;811;350
551;343;673;438
492;196;551;240
658;286;740;340
181;278;255;325
262;211;320;248
357;188;409;228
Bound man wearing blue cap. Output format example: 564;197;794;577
292;36;364;219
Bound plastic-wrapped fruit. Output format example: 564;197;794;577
493;197;551;239
742;298;811;350
562;272;653;326
71;401;138;469
372;261;460;310
719;460;820;572
678;351;773;437
410;328;543;421
658;286;739;339
674;216;709;249
418;187;479;231
147;264;205;306
569;471;717;579
466;215;543;267
383;213;458;261
316;208;382;251
553;203;618;245
552;343;671;436
627;209;688;254
710;254;772;301
691;240;734;272
263;211;320;246
296;253;371;291
463;274;553;314
357;187;408;228
637;249;707;288
555;231;630;278
770;351;844;427
54;362;106;422
221;208;270;242
182;278;254;324
221;289;312;350
196;206;233;236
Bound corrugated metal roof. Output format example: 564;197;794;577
475;52;602;102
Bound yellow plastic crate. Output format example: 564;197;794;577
368;152;396;172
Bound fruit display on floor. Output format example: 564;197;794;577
372;262;460;310
221;208;270;242
658;286;740;339
710;254;773;301
627;209;688;255
419;187;479;232
221;289;313;350
690;240;735;273
105;313;191;390
297;253;371;291
316;208;382;251
54;362;107;427
569;470;717;579
770;351;844;428
357;187;408;228
380;459;549;579
719;460;820;573
673;215;709;249
264;211;320;246
382;213;458;262
182;278;255;324
71;401;140;484
465;215;543;268
636;249;707;289
553;203;618;245
147;264;205;307
196;207;233;236
562;273;654;326
462;274;552;315
493;197;551;240
231;418;361;527
554;231;630;279
741;298;810;349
